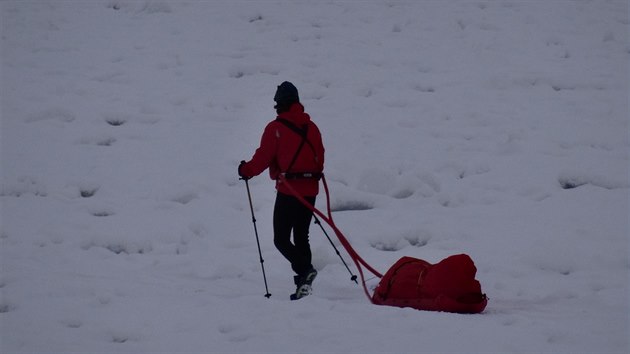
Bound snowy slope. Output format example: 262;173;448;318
1;1;628;353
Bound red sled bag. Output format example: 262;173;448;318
372;254;488;313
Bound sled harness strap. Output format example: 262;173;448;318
282;172;322;180
275;118;319;175
278;173;383;303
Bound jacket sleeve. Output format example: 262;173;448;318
240;123;278;178
311;122;325;172
317;125;325;172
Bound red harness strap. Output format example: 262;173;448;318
278;174;382;302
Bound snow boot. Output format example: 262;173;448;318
290;268;317;300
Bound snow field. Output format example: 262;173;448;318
1;1;628;353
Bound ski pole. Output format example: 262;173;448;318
243;178;272;298
313;215;358;284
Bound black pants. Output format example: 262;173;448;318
273;192;316;277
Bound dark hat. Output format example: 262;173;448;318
274;81;299;105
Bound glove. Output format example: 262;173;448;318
238;160;250;180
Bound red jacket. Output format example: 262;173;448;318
241;103;325;196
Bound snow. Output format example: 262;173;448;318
1;0;628;353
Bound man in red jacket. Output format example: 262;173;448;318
239;82;325;299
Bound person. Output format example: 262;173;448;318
238;81;325;299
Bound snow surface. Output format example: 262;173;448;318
1;1;629;353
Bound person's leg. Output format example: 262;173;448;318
292;195;316;276
273;192;300;272
273;193;317;276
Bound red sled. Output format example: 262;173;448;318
372;255;487;313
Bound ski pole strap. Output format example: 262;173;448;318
281;172;322;180
278;174;382;303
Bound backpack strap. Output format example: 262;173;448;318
276;118;306;138
276;118;317;174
